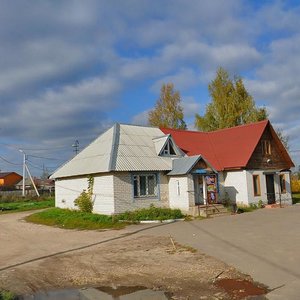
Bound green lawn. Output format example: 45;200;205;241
292;193;300;204
25;206;184;230
0;198;54;214
25;208;126;230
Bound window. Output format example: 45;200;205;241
253;175;261;196
162;140;176;156
279;174;286;193
133;174;158;198
262;140;271;155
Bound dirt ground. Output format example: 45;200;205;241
0;234;265;299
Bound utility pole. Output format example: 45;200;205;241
19;149;26;197
72;140;79;155
19;149;40;197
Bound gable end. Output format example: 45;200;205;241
246;125;294;170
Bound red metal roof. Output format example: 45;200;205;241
161;120;293;171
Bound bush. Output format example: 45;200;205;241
291;179;300;193
117;204;184;222
257;200;264;208
74;176;94;213
74;190;93;213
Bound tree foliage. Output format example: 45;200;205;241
195;67;267;131
148;83;187;129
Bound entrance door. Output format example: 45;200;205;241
194;175;204;205
265;174;275;204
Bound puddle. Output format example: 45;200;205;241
21;285;171;300
215;278;268;299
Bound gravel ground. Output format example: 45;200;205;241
0;211;265;299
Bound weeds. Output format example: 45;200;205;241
26;205;184;230
0;198;54;214
292;193;300;204
116;204;184;222
0;290;16;300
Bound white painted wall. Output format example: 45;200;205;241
168;176;190;212
245;170;267;204
223;170;249;205
275;171;292;205
55;174;115;214
246;170;292;205
93;175;115;214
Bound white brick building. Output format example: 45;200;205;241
51;121;294;214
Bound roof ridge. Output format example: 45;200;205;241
108;123;120;171
160;127;209;134
161;120;269;135
208;120;269;134
120;123;158;129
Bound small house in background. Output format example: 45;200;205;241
15;177;55;194
0;172;22;190
51;120;294;215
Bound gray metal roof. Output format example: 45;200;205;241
51;124;174;179
167;155;201;176
167;155;218;176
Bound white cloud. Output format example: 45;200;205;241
151;68;200;92
131;110;150;126
0;0;299;170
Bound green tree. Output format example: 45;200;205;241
148;83;187;129
195;67;267;131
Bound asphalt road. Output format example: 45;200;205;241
140;205;300;299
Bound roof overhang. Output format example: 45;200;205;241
167;155;217;176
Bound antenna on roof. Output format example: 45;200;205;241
72;140;79;155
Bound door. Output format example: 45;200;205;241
266;174;275;204
194;175;204;205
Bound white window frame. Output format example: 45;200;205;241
132;173;158;198
162;140;176;156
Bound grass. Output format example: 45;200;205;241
0;290;16;300
292;193;300;204
0;197;54;214
25;208;126;230
26;206;185;230
236;203;259;213
116;205;184;222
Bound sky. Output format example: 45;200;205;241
0;0;300;177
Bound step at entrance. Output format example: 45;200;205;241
189;204;231;218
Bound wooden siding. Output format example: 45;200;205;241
246;127;290;170
0;173;22;187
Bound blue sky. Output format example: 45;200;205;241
0;0;300;176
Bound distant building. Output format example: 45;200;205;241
0;172;22;189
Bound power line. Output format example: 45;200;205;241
26;160;59;171
27;154;63;161
0;155;22;166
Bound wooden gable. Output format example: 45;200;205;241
190;158;216;174
246;125;293;170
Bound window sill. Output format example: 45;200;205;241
133;197;159;201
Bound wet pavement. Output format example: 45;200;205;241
22;286;170;300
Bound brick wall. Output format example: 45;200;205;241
113;171;169;214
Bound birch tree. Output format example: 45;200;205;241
149;83;187;129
